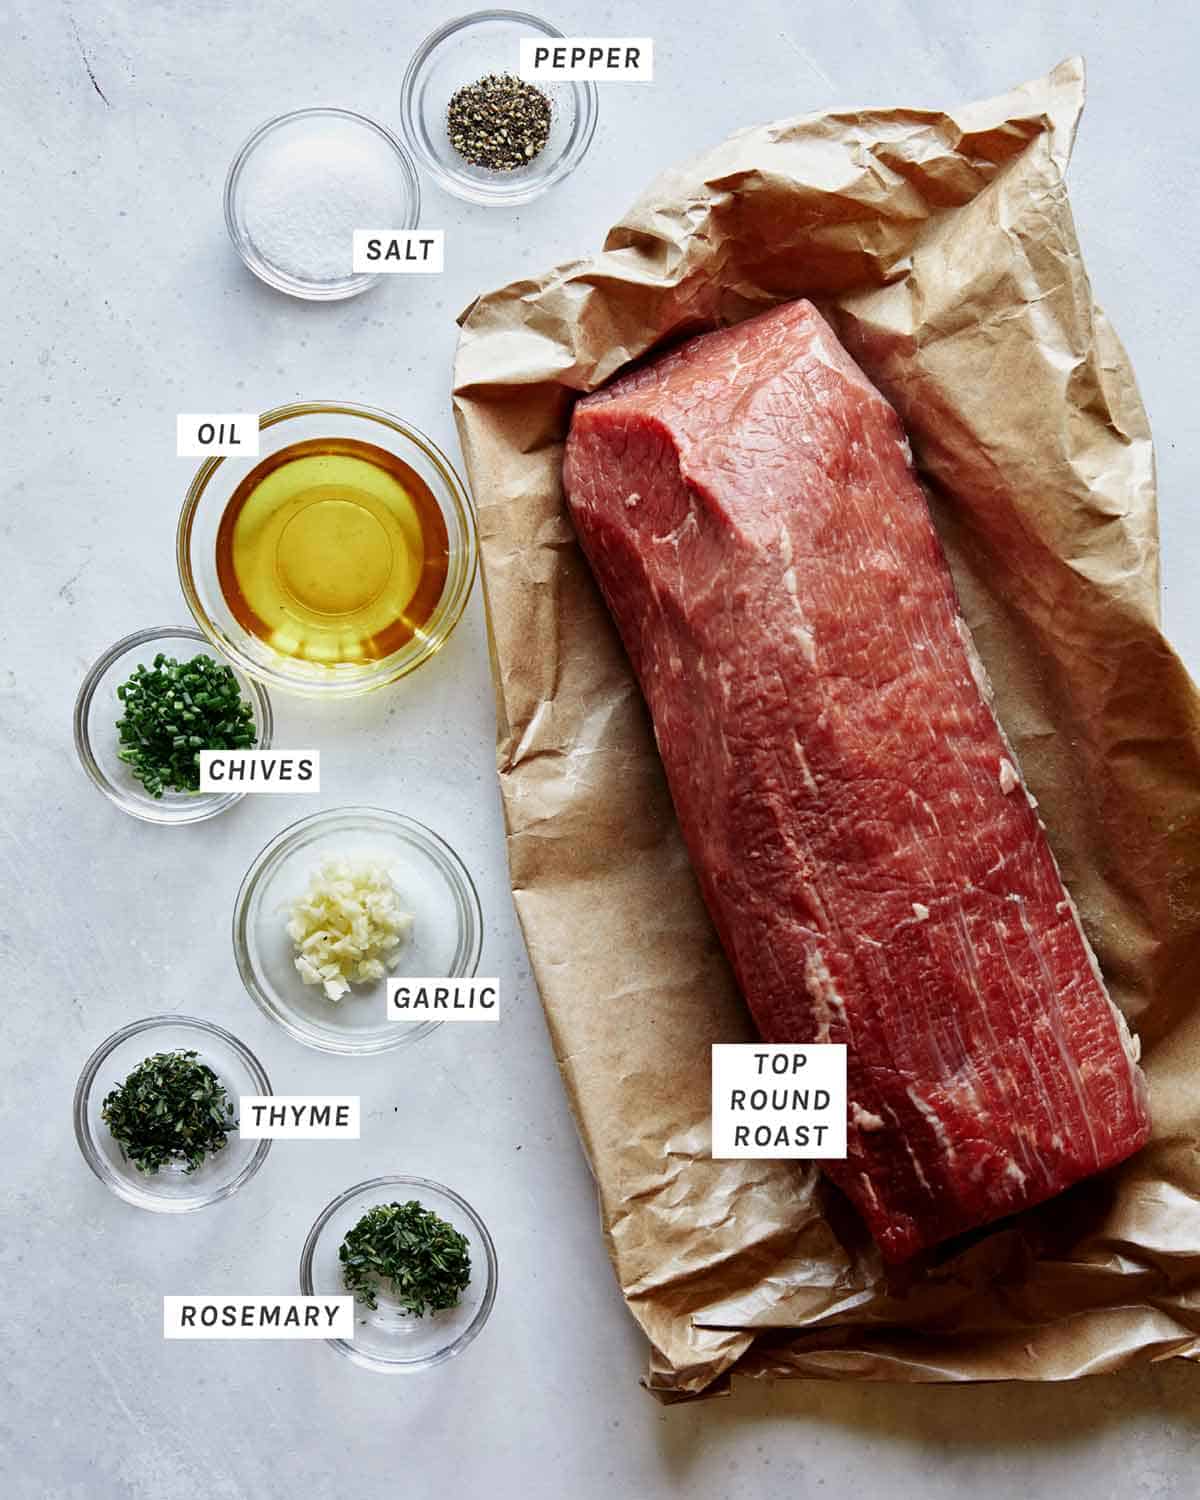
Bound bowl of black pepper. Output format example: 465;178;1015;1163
400;10;597;206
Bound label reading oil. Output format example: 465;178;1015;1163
177;414;260;457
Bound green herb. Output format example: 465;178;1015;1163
447;73;552;171
101;1049;235;1174
115;652;256;798
339;1200;471;1316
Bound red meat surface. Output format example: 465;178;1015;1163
562;299;1151;1261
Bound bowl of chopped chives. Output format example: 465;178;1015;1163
400;11;598;207
73;1015;274;1212
300;1176;498;1371
74;625;273;825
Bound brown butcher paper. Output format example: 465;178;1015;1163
452;58;1200;1399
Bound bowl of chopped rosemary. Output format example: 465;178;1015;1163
74;625;273;825
400;11;598;207
300;1175;498;1371
73;1015;273;1212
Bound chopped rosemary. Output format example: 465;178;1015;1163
339;1200;471;1315
115;652;256;798
101;1049;235;1174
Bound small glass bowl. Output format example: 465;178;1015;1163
74;626;273;825
73;1015;273;1213
233;806;483;1054
177;402;477;699
401;11;598;207
224;107;421;299
301;1175;498;1372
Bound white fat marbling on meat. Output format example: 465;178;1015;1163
999;758;1019;794
912;902;930;921
850;1102;885;1131
1004;1158;1027;1188
779;527;793;566
791;734;819;794
804;948;846;1041
624;492;640;508
907;1086;956;1162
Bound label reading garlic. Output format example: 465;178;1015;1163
386;978;500;1022
711;1044;847;1159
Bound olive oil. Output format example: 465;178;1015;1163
216;437;449;664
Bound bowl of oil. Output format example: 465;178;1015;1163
177;403;477;697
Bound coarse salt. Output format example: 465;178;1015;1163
242;132;408;284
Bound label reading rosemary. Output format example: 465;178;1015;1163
386;978;500;1022
447;74;552;171
176;414;260;457
163;1296;354;1340
711;1044;847;1159
518;38;654;81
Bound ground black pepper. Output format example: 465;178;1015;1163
446;73;552;171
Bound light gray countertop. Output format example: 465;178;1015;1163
4;2;1198;1496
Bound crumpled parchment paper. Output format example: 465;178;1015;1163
453;58;1200;1400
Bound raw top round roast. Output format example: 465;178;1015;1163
562;298;1151;1262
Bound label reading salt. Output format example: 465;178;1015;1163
164;1296;353;1340
352;231;444;274
519;37;654;81
711;1044;847;1159
176;414;259;457
387;978;500;1022
239;1096;359;1140
198;749;319;793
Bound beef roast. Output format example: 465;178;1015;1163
562;299;1151;1261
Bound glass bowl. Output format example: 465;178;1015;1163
74;626;273;825
73;1015;273;1212
233;806;483;1054
300;1175;498;1371
177;402;477;698
224;107;421;299
401;11;598;206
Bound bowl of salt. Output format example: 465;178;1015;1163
224;107;422;300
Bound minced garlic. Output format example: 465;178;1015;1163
286;857;413;1002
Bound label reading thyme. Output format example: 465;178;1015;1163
447;73;551;171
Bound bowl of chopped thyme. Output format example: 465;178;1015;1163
73;1015;273;1212
300;1176;497;1371
400;11;597;206
74;625;272;825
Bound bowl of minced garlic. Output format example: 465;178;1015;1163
232;806;483;1053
